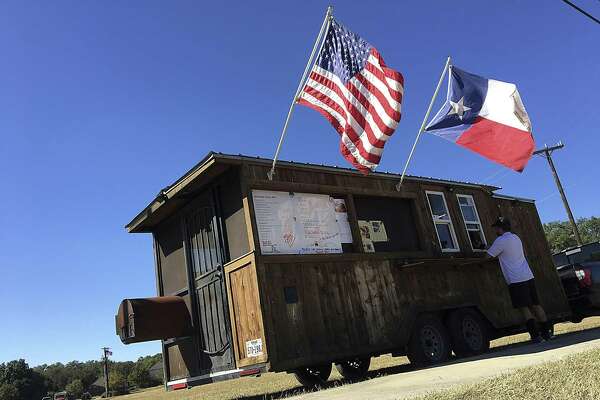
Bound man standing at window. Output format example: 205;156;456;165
486;217;553;342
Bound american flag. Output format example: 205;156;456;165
297;18;404;173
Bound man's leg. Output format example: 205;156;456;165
530;305;553;340
519;307;534;320
519;307;541;341
530;304;547;322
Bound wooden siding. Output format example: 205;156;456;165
146;157;570;379
165;337;198;380
255;255;530;371
238;162;570;372
155;215;187;295
218;168;250;260
224;252;268;367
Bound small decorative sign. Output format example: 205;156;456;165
246;338;263;357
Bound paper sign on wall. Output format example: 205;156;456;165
334;199;353;244
253;190;343;255
358;220;375;252
370;220;388;242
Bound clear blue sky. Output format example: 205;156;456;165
1;1;599;366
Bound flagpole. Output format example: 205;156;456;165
396;56;451;191
267;6;334;180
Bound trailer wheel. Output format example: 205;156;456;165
407;314;451;367
335;357;370;380
293;363;332;387
447;308;491;357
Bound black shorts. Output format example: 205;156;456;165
508;279;540;308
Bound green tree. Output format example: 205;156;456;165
128;363;152;388
543;216;600;253
0;359;47;400
65;378;84;398
0;384;20;400
128;354;162;388
108;370;129;395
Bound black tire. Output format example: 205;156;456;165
447;308;491;357
335;357;371;380
407;314;452;367
293;364;332;387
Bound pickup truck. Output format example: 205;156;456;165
554;242;600;322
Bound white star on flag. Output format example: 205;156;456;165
448;97;471;120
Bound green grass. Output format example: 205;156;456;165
417;347;600;400
114;317;600;400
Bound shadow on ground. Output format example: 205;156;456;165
234;327;600;400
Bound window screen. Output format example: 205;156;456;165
353;196;420;252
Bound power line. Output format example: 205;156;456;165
561;0;600;24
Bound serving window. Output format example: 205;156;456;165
353;195;420;253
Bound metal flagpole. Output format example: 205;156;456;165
267;6;334;180
396;56;451;191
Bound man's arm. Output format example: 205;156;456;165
486;238;503;259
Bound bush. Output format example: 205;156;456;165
108;370;129;395
128;361;161;388
0;359;47;400
0;384;20;400
65;379;84;398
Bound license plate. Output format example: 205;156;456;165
246;338;263;357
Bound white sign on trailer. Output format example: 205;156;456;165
252;190;343;255
245;338;263;357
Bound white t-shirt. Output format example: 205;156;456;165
486;232;534;284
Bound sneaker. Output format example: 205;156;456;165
541;322;555;341
530;335;545;344
542;331;555;341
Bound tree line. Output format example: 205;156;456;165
543;216;600;253
0;353;162;400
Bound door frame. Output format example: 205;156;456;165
181;185;235;375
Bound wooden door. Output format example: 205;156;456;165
185;190;235;376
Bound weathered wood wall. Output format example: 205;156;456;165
224;252;268;367
237;161;570;372
255;256;511;371
145;156;570;380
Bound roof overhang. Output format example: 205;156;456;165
125;153;233;233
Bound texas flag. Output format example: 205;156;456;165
425;66;535;172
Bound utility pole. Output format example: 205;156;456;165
102;347;111;398
533;142;582;246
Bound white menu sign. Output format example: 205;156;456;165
253;190;343;255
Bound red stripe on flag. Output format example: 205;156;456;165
456;117;535;172
371;48;404;84
297;44;403;172
298;89;382;165
296;98;374;173
308;71;392;146
362;62;403;106
353;71;401;123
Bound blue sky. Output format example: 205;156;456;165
1;1;599;366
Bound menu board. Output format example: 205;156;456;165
253;190;343;255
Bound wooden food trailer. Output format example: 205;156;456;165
116;152;570;389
